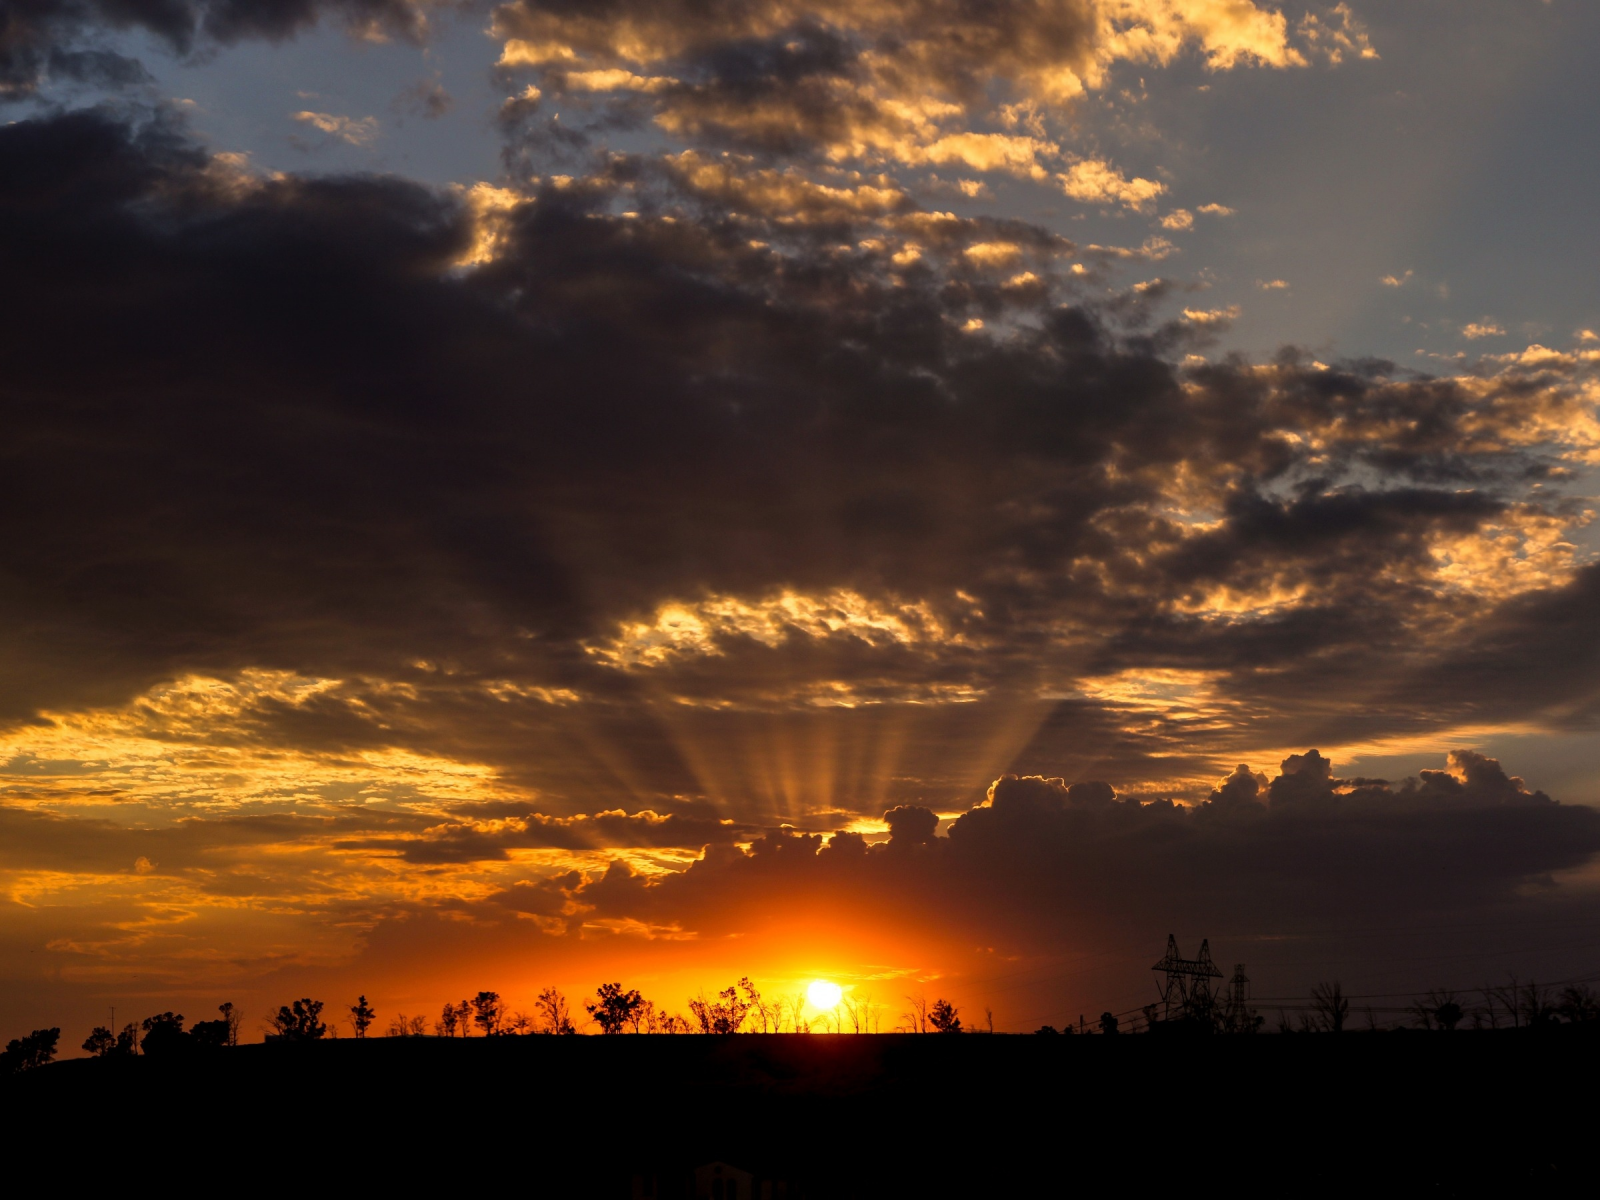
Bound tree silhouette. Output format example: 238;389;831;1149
82;1026;118;1057
901;993;930;1033
189;1012;232;1048
218;1003;241;1046
1411;989;1464;1031
1560;984;1600;1023
587;982;644;1034
929;999;962;1034
1098;1012;1119;1035
266;998;327;1042
689;979;756;1034
470;991;505;1036
1311;982;1349;1033
139;1012;187;1057
536;986;577;1035
455;1000;472;1035
437;1003;459;1037
1520;980;1557;1027
349;995;377;1038
0;1028;60;1074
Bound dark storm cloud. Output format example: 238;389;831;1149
511;751;1600;952
0;106;1595;815
0;0;439;98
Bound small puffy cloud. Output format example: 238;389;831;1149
1196;203;1234;216
1577;329;1598;343
1462;321;1505;340
293;111;379;144
1257;278;1289;290
1381;270;1413;287
1059;158;1165;211
1160;208;1193;230
1182;304;1241;326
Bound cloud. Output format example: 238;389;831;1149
293;111;379;144
5;107;1600;1019
1181;304;1240;326
1196;202;1233;217
1256;278;1288;290
486;0;1339;180
1462;321;1505;340
1381;270;1413;287
1159;208;1193;231
475;748;1600;993
0;0;439;101
1060;157;1165;210
4;109;1599;796
1297;3;1378;65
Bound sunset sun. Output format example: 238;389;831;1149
805;980;843;1011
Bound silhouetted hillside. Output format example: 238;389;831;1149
6;1031;1594;1194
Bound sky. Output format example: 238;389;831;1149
3;0;1600;1041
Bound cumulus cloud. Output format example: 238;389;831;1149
459;749;1600;998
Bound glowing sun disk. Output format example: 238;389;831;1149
806;979;843;1010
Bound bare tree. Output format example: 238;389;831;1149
535;986;577;1035
455;1000;472;1035
1520;980;1557;1027
901;993;930;1033
218;1003;241;1047
508;1010;534;1035
1559;983;1600;1023
1487;975;1521;1029
437;1002;459;1038
1310;982;1349;1034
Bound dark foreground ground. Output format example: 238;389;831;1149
5;1030;1594;1195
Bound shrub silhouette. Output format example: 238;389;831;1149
1;1028;60;1074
